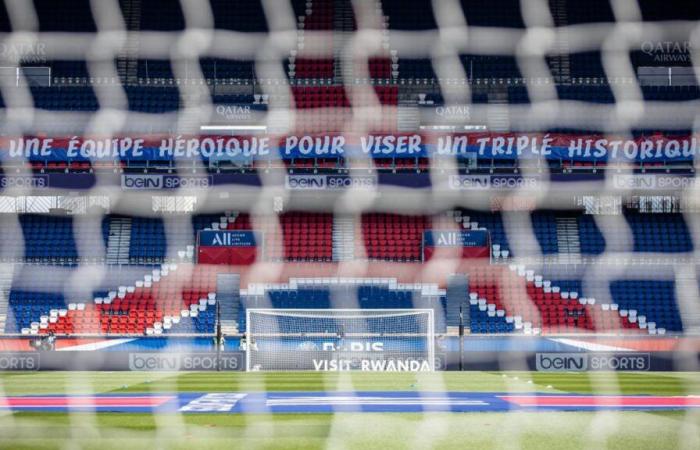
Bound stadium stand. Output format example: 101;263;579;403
1;206;690;337
0;0;696;344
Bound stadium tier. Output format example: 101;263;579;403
0;0;697;353
0;209;690;336
1;1;700;448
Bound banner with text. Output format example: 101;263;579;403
2;133;699;163
422;230;490;260
197;230;259;265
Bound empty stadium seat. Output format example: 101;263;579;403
361;214;431;261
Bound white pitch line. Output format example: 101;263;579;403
267;397;488;406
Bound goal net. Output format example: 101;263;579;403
245;309;435;372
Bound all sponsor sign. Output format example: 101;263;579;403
198;230;258;247
422;230;490;260
197;230;260;265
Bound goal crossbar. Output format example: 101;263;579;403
245;308;435;372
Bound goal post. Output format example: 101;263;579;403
245;309;435;372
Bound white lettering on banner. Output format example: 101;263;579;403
311;359;431;372
568;138;699;160
207;232;255;247
122;174;163;190
437;233;458;246
215;104;252;121
159;136;270;158
434;231;462;247
449;175;490;190
8;138;53;158
473;135;553;157
613;175;697;190
640;41;692;63
285;175;376;190
589;355;650;371
0;42;46;62
179;393;247;412
3;134;699;160
163;176;211;189
321;342;384;352
0;354;39;370
0;176;48;188
436;135;470;155
67;137;145;159
361;135;422;155
490;177;540;189
360;360;431;372
535;353;587;371
121;175;211;190
8;137;147;159
435;105;470;119
535;353;651;371
641;41;692;55
285;135;345;156
448;175;539;190
285;175;326;190
326;176;375;189
129;353;180;371
313;359;354;371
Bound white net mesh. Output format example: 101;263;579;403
0;0;698;447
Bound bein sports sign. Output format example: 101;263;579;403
535;353;650;372
122;174;212;190
285;175;376;190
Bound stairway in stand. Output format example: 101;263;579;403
106;217;132;265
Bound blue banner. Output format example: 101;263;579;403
423;230;489;247
4;172;696;192
3;134;698;162
198;231;257;247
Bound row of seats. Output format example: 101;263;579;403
17;87;180;113
234;212;333;262
5;1;696;81
361;214;432;261
12;84;697;121
4;216;684;336
292;86;399;108
467;266;645;333
0;210;693;264
6;266;681;335
25;265;219;335
551;279;683;332
4;0;694;34
509;85;700;104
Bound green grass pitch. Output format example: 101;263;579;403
0;371;698;450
